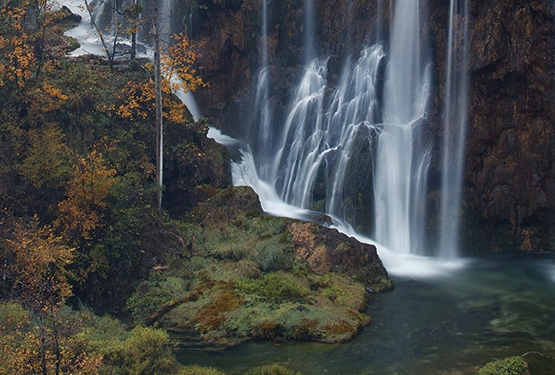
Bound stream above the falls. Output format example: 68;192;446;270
176;252;555;374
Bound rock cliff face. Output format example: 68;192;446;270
192;0;555;252
466;0;555;251
429;0;555;251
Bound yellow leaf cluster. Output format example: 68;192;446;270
162;33;208;94
112;33;206;123
113;80;156;120
2;215;74;313
0;6;36;88
57;149;117;240
18;125;71;188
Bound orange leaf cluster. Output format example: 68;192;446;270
112;33;206;124
0;6;36;88
162;32;208;94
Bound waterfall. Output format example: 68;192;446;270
246;0;433;256
226;0;468;275
304;0;316;62
275;60;327;207
438;0;469;259
252;0;272;177
374;0;431;255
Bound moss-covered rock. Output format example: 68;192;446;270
478;356;530;375
288;222;393;292
127;186;392;346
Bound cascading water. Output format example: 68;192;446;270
438;0;469;259
240;0;435;259
215;0;469;275
251;0;272;176
374;0;431;255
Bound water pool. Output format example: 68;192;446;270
177;253;555;374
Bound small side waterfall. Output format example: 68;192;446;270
438;0;469;259
252;0;272;177
303;0;316;62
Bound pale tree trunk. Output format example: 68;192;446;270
154;0;163;211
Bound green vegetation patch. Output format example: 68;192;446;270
130;250;371;345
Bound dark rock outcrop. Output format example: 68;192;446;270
163;120;231;214
466;0;555;251
289;222;393;292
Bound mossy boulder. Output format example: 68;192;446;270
478;356;530;375
128;185;392;346
288;222;393;292
147;263;371;344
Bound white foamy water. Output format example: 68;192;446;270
209;127;467;278
56;0;115;57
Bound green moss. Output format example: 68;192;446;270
127;275;189;323
310;272;368;310
193;282;243;333
202;215;294;272
65;36;81;52
237;271;309;303
478;356;530;375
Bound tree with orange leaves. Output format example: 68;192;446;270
0;212;101;375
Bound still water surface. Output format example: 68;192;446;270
177;253;555;374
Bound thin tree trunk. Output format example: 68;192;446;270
154;0;163;211
39;316;47;375
131;0;138;60
131;31;137;60
53;319;60;375
85;0;115;67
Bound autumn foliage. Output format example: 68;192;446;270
113;32;207;124
0;0;215;372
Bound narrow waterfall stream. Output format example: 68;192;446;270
374;0;431;256
438;0;470;259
